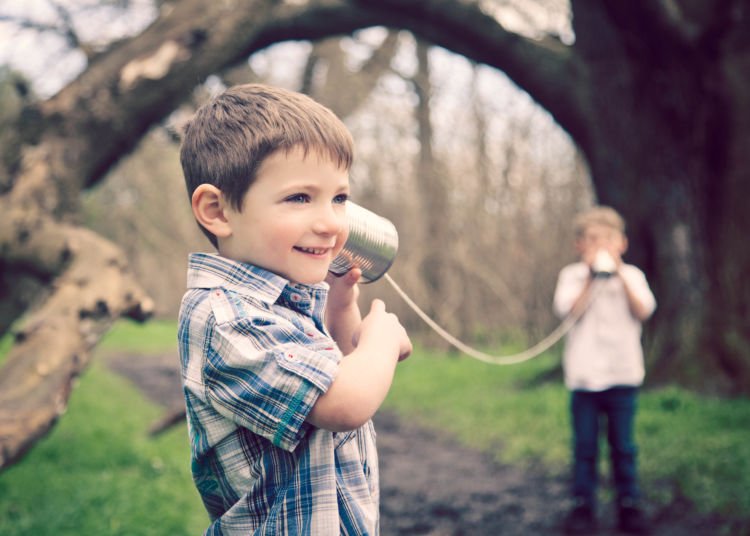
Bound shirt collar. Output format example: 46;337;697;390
186;252;329;315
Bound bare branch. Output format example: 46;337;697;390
351;0;589;153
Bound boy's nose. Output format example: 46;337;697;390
312;205;345;235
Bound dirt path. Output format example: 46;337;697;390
106;352;730;535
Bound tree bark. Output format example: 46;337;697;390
565;0;750;392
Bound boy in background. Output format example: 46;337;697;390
178;84;412;535
553;206;656;535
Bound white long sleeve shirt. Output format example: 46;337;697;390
553;262;656;391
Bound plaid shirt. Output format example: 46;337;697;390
178;253;379;535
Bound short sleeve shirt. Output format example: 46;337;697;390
553;262;656;391
178;253;379;535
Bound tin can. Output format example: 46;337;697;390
329;201;399;283
592;249;617;278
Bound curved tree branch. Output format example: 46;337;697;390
0;0;587;472
351;0;589;147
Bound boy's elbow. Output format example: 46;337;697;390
637;300;656;322
553;302;570;318
308;394;374;432
319;412;371;433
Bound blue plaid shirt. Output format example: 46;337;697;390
178;253;379;535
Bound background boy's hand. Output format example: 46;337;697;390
581;246;598;268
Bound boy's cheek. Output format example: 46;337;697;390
576;241;595;257
330;231;348;261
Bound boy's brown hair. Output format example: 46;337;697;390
573;205;626;238
179;84;354;245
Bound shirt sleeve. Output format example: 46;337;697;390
620;265;657;319
203;294;341;452
553;264;588;318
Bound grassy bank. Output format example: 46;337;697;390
0;362;208;535
0;320;208;535
1;320;748;534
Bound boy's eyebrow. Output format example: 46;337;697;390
278;181;350;194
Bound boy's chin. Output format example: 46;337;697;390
286;270;329;286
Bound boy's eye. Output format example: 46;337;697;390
333;193;349;204
286;193;310;203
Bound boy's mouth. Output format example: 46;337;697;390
294;246;330;256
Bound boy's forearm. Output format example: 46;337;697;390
619;273;653;321
326;306;361;354
568;276;594;318
308;341;399;432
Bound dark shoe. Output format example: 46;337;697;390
617;497;650;535
563;500;596;534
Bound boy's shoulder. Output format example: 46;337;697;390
619;261;651;283
181;282;276;329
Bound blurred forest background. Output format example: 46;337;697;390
80;35;591;339
1;0;749;472
2;0;588;335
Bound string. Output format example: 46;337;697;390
384;273;601;366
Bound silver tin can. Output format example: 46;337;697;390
329;201;399;283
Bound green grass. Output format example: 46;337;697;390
384;348;572;468
98;318;181;354
0;329;208;535
384;347;750;520
1;320;748;534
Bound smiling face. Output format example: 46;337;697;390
218;147;350;285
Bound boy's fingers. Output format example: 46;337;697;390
346;267;362;284
325;271;343;285
369;299;385;313
326;267;360;286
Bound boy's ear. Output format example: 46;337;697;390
191;184;233;239
620;234;629;255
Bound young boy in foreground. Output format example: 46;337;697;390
553;206;656;535
177;84;412;535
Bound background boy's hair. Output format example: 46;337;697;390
179;84;354;246
573;205;626;237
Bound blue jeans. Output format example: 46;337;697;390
570;387;639;506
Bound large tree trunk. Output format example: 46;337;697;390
568;0;750;393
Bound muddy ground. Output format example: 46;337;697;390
107;352;734;535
